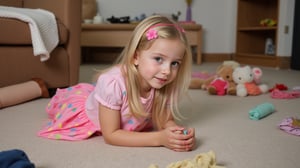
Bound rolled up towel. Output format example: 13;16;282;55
249;102;275;120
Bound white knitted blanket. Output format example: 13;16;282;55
0;6;58;62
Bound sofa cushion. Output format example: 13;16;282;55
0;17;68;45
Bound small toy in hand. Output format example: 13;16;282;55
183;129;188;135
260;18;277;27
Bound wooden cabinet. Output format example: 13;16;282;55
81;23;203;64
235;0;280;67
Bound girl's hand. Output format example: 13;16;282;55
159;126;195;152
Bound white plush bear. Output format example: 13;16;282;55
233;66;268;97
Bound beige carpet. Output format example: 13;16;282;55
1;62;300;168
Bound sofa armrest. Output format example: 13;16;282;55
24;0;82;86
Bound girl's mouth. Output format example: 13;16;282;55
155;77;168;84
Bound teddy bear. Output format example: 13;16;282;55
189;61;239;95
232;66;268;97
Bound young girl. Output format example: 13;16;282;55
38;15;195;152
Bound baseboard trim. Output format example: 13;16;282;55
202;53;233;62
277;56;291;69
202;53;291;69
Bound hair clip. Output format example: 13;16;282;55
146;29;158;40
145;23;185;41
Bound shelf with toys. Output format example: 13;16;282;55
235;0;279;67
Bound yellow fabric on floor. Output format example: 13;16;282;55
149;151;225;168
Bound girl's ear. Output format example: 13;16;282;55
134;51;139;66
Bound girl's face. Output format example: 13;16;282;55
134;38;185;92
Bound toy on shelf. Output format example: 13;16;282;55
106;16;130;23
260;18;277;27
233;66;268;97
133;13;147;22
172;11;181;21
185;0;193;22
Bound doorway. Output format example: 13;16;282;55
291;0;300;70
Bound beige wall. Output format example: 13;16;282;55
96;0;294;57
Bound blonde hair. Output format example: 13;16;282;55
101;15;192;129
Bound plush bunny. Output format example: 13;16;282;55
233;66;268;97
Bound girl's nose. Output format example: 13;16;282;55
161;64;171;75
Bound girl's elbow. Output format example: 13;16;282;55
102;135;114;145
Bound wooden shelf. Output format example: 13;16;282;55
236;53;277;58
238;26;277;31
235;0;279;67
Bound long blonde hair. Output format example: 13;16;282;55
101;15;192;129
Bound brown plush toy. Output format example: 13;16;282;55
189;61;239;95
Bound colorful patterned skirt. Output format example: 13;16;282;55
37;83;99;141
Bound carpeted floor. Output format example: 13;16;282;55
1;62;300;168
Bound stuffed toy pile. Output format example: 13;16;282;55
189;61;269;97
189;61;239;96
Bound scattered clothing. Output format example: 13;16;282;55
0;149;35;168
278;117;300;136
149;151;225;168
271;89;300;99
249;102;275;120
292;86;300;91
269;83;288;92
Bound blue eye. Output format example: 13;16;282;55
171;61;180;68
154;57;163;63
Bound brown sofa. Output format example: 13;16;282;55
0;0;81;89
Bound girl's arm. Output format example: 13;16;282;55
98;104;194;151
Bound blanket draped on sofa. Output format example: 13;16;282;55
0;6;58;62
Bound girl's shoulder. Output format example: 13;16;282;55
96;66;125;88
99;66;123;79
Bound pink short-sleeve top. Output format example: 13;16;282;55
85;66;154;132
